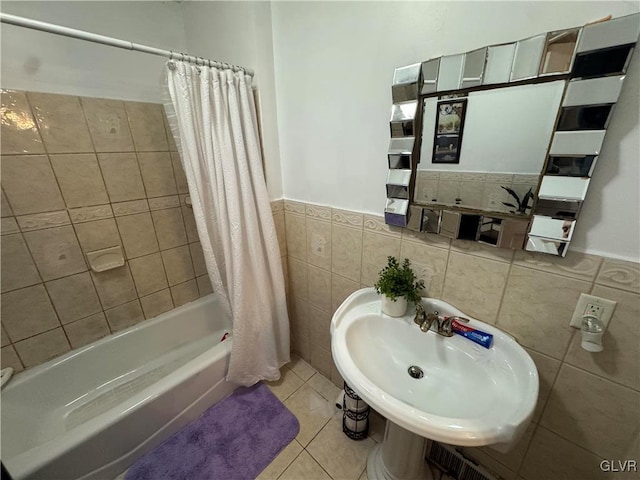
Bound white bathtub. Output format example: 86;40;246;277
1;294;237;480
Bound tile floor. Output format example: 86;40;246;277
117;354;447;480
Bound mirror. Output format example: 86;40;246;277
385;13;639;255
416;80;565;215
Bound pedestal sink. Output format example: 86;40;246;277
330;288;538;480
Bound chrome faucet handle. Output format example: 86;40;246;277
420;310;438;332
413;303;426;326
437;315;470;337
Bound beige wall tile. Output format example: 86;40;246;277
442;252;509;323
363;214;402;238
540;364;639;459
161;245;195;286
17;210;71;231
181;206;199;243
196;274;213;296
97;152;146;202
308;265;331;312
140;289;174;319
112;199;149;217
290;297;310;360
270;199;284;215
1;234;41;293
513;250;603;282
45;272;101;324
332;208;363;227
520;426;603;480
402;229;451;250
1;155;65;215
288;257;308;302
91;265;137;309
309;305;331;351
1;216;19;235
411;258;450;299
331;224;362;282
148;195;180;211
50;153;109;208
283;385;333;447
23;225;87;281
163;117;178;153
273;212;287;257
27;92;93;153
14;328;70;368
309;343;332;378
171;279;199;307
565;286;639;391
496;266;591;359
116;212;159;259
189;242;206;277
596;258;640;294
74;218;122;254
1;345;24;372
105;300;144;332
124;101;168;151
1;89;44;154
171;152;189;194
525;348;561;422
1;189;13;217
128;253;168;297
63;312;110;349
279;450;331;480
361;231;401;287
80;97;134;152
1;325;9;347
284;200;306;215
331;274;360;313
306;204;331;221
482;421;536;473
138;152;177;198
306;218;331;271
285;213;307;261
1;284;59;341
151;207;187;250
451;238;515;263
68;205;113;224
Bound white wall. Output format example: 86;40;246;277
271;1;640;261
180;1;284;199
0;1;188;103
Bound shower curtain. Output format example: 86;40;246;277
164;61;289;386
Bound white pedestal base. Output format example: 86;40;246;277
367;421;432;480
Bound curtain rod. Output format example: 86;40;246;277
0;12;254;76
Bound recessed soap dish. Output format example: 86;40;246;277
86;246;125;272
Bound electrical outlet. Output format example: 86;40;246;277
570;293;617;329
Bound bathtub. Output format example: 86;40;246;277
1;294;236;480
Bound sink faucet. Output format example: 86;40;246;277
414;304;438;332
414;306;470;336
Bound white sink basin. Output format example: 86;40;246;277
331;288;538;450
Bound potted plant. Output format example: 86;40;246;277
374;256;425;317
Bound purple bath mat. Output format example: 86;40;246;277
125;383;299;480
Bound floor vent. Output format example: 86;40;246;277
426;441;498;480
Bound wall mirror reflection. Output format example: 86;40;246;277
415;80;565;215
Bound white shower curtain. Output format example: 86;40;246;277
164;61;289;386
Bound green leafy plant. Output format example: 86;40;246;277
374;256;425;304
501;186;534;215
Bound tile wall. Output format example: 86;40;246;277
277;199;640;480
1;90;212;371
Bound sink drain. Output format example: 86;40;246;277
408;366;424;379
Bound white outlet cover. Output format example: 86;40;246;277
570;293;617;329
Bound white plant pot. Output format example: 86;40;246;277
381;295;408;317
